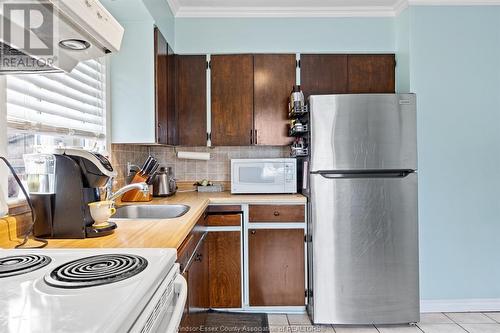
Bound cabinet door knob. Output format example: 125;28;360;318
251;230;256;235
273;211;280;216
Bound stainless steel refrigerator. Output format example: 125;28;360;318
306;94;419;325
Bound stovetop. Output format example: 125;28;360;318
0;248;177;333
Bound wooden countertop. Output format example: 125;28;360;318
0;192;306;250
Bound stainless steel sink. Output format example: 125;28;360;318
111;204;190;220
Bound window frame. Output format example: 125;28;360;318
0;57;112;203
0;76;7;200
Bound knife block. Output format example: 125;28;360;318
121;174;153;202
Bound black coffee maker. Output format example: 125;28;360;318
25;148;117;239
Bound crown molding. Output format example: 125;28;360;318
394;0;410;15
409;0;500;5
175;6;397;18
166;0;180;16
166;0;500;18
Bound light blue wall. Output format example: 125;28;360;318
143;0;175;48
101;0;175;46
409;6;500;300
395;8;410;92
102;0;175;143
110;19;156;143
175;17;395;54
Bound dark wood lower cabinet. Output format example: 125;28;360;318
179;208;307;326
249;228;305;306
188;239;210;311
208;231;242;308
180;235;209;330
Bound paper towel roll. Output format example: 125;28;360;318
177;151;211;160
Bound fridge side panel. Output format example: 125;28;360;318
309;94;417;172
311;172;419;324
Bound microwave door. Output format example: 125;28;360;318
233;162;285;193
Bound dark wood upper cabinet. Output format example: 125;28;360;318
253;54;296;146
300;54;348;99
154;27;176;145
347;54;396;93
300;54;395;97
176;55;207;146
249;229;305;306
153;51;396;147
211;55;254;146
208;231;242;308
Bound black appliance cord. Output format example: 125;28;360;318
0;156;48;249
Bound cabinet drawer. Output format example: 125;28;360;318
249;205;305;222
207;205;241;213
207;214;241;226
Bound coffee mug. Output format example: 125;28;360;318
88;201;116;227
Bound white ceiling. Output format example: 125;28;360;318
167;0;500;17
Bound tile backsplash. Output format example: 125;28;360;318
111;144;289;187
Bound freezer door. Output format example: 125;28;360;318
310;172;419;324
309;94;417;171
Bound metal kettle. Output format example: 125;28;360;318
153;166;177;197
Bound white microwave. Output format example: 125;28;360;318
231;158;297;194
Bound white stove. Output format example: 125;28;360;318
0;248;187;333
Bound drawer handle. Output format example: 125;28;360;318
273;211;280;216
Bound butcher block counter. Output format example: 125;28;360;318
0;192;306;249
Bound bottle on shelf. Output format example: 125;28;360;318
288;85;308;117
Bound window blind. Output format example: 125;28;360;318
6;58;107;139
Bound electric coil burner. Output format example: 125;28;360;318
44;254;148;288
0;254;52;278
0;248;185;333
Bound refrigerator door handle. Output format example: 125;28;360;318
316;170;414;179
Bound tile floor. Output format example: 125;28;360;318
267;313;500;333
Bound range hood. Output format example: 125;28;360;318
0;0;124;74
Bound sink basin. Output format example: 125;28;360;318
111;204;190;220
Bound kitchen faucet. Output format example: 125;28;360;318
106;182;149;201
